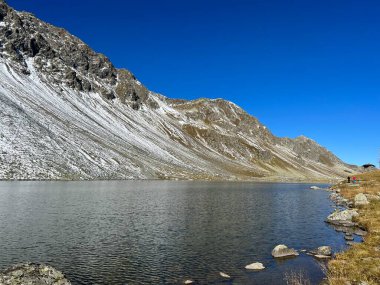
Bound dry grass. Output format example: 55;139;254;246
327;170;380;285
284;270;312;285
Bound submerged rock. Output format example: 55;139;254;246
245;262;265;270
310;186;321;190
271;244;299;258
314;254;331;259
344;235;354;241
0;263;71;285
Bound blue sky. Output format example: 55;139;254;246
7;0;380;166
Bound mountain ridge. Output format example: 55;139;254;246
0;1;358;181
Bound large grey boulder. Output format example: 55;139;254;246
271;244;299;258
0;263;71;285
326;209;359;225
355;193;369;206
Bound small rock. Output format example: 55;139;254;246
245;262;265;270
346;241;359;246
184;280;194;284
219;272;230;278
344;235;354;241
314;255;331;259
341;221;357;227
315;246;332;256
354;193;369;206
10;269;23;277
343;228;354;235
354;229;367;236
271;244;299;258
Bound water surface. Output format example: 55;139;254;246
0;181;346;284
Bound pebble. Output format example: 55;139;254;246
344;235;354;241
219;272;230;279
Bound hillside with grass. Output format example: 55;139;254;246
328;170;380;285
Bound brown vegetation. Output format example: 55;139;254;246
284;270;312;285
328;170;380;285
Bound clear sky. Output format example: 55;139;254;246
7;0;380;166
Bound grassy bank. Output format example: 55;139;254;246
327;170;380;285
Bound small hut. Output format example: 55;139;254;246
362;163;376;172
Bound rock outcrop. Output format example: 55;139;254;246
0;263;71;285
326;209;359;226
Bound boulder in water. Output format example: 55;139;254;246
245;262;265;270
219;272;230;278
310;186;321;190
271;245;299;258
0;263;71;285
314;246;332;256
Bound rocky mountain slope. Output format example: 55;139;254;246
0;1;357;181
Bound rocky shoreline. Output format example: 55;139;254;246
0;263;71;285
325;190;367;246
324;171;380;284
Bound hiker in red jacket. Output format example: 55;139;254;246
352;176;356;184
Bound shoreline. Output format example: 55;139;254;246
325;170;380;284
0;176;339;184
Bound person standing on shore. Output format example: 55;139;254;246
347;176;351;183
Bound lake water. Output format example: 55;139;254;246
0;181;347;284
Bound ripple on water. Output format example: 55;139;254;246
0;181;345;284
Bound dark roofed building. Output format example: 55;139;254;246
362;163;376;171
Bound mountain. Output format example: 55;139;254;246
0;1;357;181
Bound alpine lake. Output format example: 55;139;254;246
0;181;350;284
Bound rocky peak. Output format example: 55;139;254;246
0;1;8;20
0;0;149;109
